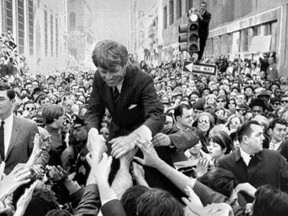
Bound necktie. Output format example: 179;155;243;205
0;121;5;160
113;87;120;104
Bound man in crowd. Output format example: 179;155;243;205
85;40;165;159
197;1;211;61
0;82;38;174
218;120;288;202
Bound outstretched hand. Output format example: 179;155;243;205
15;180;38;216
110;135;137;159
133;140;161;168
87;128;107;161
0;164;31;201
94;153;113;184
193;158;210;178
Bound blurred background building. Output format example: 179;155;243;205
131;0;288;74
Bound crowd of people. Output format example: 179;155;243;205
0;35;288;216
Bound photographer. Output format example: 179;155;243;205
196;1;211;61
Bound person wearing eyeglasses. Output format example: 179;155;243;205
23;101;37;119
281;93;288;109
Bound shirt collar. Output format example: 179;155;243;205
115;78;125;93
3;113;13;122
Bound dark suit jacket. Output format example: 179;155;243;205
217;149;288;197
85;64;165;139
278;140;288;161
1;116;38;174
199;10;211;38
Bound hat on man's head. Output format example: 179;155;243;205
249;98;267;110
236;104;250;111
72;114;85;128
257;90;270;98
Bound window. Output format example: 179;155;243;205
18;0;25;54
44;6;48;56
70;12;76;28
253;25;260;36
264;22;272;36
169;0;174;25
56;15;59;57
241;28;249;52
163;6;167;29
177;0;182;19
50;12;53;56
28;0;34;55
5;0;13;32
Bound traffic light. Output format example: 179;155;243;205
188;19;199;53
178;12;199;55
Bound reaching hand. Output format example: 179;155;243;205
235;182;256;198
95;153;113;184
0;164;31;201
193;158;210;178
110;135;137;159
15;180;38;216
119;147;138;168
87;128;107;161
132;162;145;180
133;140;161;168
184;185;203;208
46;165;68;182
152;133;171;147
32;134;42;156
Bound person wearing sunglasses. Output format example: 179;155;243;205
23;101;37;118
281;93;288;109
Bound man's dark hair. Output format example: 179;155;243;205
253;185;288;216
121;185;150;216
0;82;15;100
198;168;237;198
24;189;59;216
174;104;191;119
236;120;262;143
42;105;64;125
201;1;207;6
269;118;288;130
137;188;183;216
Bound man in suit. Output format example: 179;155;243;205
85;40;165;159
0;82;38;174
268;118;288;160
197;1;211;61
217;120;288;202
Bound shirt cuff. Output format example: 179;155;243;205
133;125;152;141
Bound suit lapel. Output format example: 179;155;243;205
5;116;21;161
117;68;134;110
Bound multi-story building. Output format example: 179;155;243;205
160;0;288;75
67;0;95;67
0;0;69;74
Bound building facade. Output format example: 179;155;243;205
67;0;95;68
0;0;69;74
160;0;288;75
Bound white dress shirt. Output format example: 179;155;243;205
3;113;14;157
269;141;282;151
115;79;152;141
239;147;252;166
